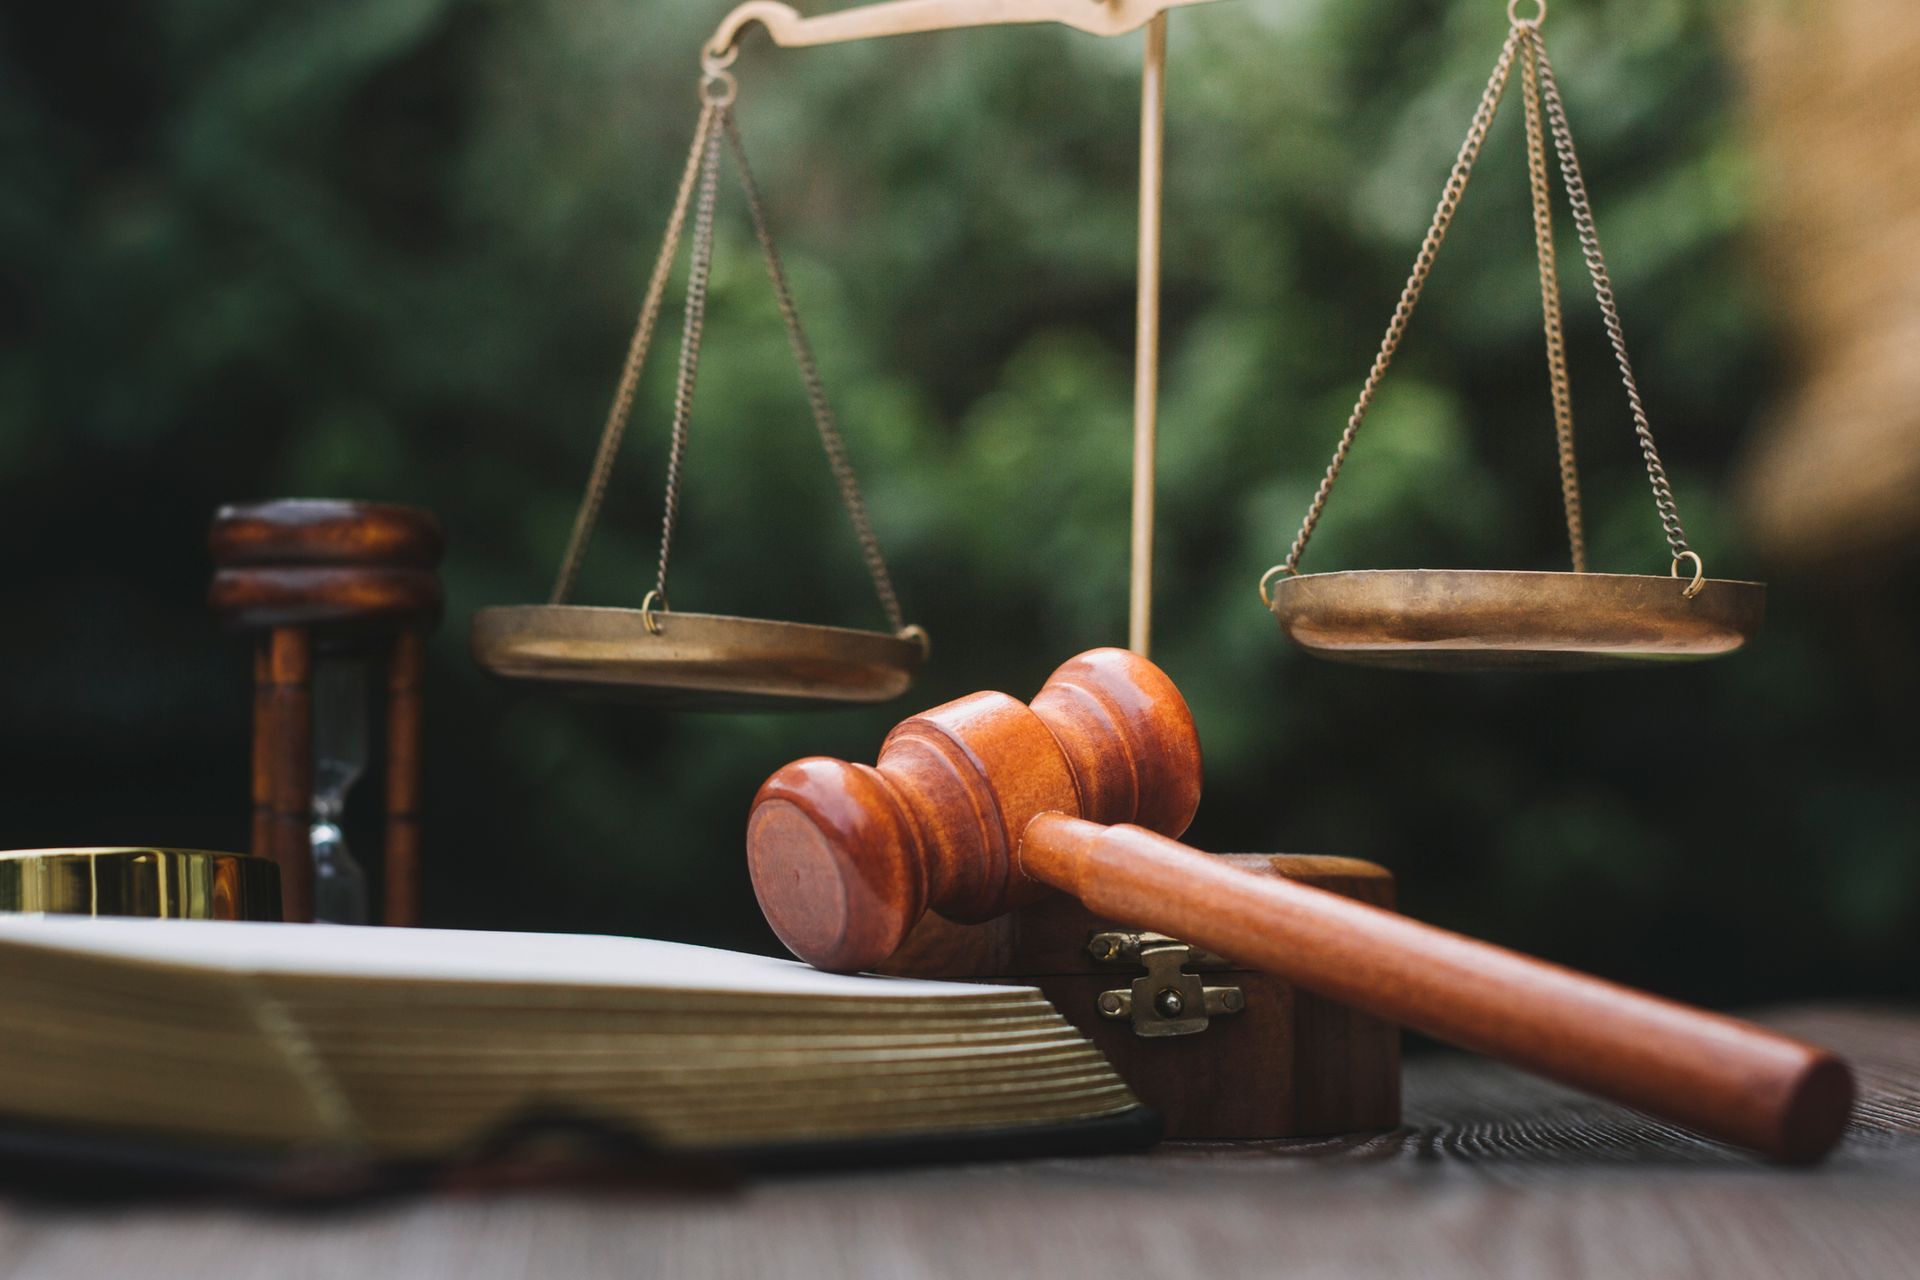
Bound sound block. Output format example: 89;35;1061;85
880;854;1402;1141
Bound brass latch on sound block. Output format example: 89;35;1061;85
1088;931;1245;1038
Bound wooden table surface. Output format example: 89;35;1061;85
2;1006;1915;1280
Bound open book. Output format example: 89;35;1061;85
0;918;1149;1180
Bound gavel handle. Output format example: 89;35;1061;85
1023;814;1852;1163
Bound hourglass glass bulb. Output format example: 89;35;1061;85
310;657;370;924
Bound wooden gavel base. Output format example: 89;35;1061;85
880;855;1402;1141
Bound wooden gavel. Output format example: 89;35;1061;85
748;648;1853;1162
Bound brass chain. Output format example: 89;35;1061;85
1266;15;1703;599
650;106;727;613
1277;26;1525;579
720;111;908;636
1519;26;1586;573
1532;37;1694;567
550;68;915;636
550;102;718;604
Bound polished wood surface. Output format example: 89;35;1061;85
209;500;444;925
209;499;445;633
1269;569;1766;670
749;648;1200;967
2;1006;1910;1280
747;647;1852;1160
886;854;1393;977
1026;814;1849;1163
208;566;444;631
383;629;427;928
206;498;444;568
261;628;314;922
884;854;1401;1140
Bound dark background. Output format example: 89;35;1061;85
3;0;1914;1007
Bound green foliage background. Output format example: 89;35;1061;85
3;0;1914;1002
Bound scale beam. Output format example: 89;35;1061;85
707;0;1216;56
707;0;1221;661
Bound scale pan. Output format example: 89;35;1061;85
1269;569;1765;671
471;606;925;709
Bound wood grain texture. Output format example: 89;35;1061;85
208;500;444;569
748;647;1851;1161
208;566;444;631
247;643;272;862
748;648;1201;970
0;1007;1910;1280
1038;970;1400;1141
262;627;313;924
882;855;1401;1140
1024;815;1851;1163
383;628;427;928
210;500;444;927
209;500;444;632
883;854;1394;977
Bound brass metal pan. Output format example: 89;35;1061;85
470;605;926;709
1268;569;1766;671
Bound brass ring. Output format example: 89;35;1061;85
700;69;738;108
897;624;932;660
1671;550;1706;600
1259;564;1295;611
702;44;740;74
640;589;668;635
1507;0;1545;25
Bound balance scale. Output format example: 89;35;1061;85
471;0;1762;704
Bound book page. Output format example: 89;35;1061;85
0;917;1033;998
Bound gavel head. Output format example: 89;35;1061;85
747;648;1202;971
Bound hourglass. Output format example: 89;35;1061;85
209;499;444;924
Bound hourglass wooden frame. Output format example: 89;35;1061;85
209;500;443;925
